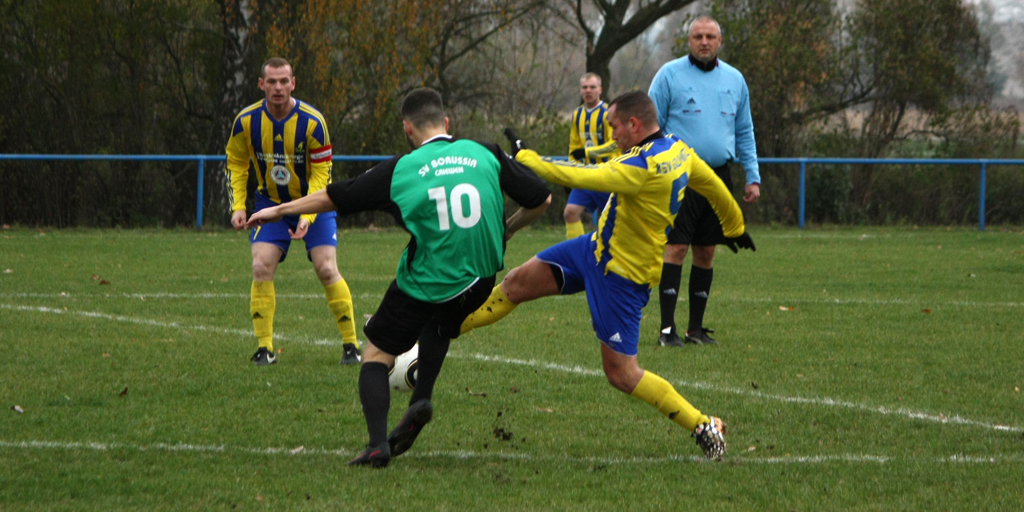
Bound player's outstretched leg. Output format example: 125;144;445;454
459;284;518;334
630;370;726;459
387;399;433;458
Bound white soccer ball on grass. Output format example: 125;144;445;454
388;344;419;393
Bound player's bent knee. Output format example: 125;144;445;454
692;245;716;267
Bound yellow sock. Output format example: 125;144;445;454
251;281;276;351
460;284;518;335
325;278;358;348
630;370;709;431
565;221;585;239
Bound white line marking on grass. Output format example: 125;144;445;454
450;352;1023;433
3;439;1022;465
2;303;1019;433
0;303;341;347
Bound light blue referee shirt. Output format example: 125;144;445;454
648;56;760;186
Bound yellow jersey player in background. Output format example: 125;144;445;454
225;57;361;366
564;73;619;239
459;91;756;460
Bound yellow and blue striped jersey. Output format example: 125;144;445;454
517;132;744;286
569;102;620;164
225;99;333;224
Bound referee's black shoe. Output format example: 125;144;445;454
347;442;391;468
251;347;277;366
684;328;718;345
340;343;362;365
388;399;433;457
658;329;684;347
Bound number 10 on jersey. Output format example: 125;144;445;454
428;184;482;230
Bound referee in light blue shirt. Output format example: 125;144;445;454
648;15;761;348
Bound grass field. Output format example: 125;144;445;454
1;224;1023;511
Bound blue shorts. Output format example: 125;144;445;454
536;234;651;356
567;189;611;224
251;195;338;262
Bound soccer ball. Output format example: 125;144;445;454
388;344;419;393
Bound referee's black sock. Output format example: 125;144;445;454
411;327;449;405
659;262;683;333
358;362;391;447
687;265;714;334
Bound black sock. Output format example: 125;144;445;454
659;262;683;333
688;265;714;334
358;362;391;447
411;325;449;405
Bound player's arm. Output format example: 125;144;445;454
568;110;585;162
245;189;335;228
516;149;646;196
584;138;619;161
685;155;745;239
300;119;334;226
734;78;761;203
225;121;252;229
484;141;552;239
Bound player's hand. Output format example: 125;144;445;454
570;149;586;161
743;183;761;203
724;232;756;253
244;207;284;229
231;210;247;231
503;128;526;158
290;218;310;240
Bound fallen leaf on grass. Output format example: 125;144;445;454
1015;387;1020;393
102;353;111;358
289;446;304;455
779;306;794;311
922;309;931;313
221;277;229;282
3;269;11;274
747;446;756;452
509;387;519;393
99;280;110;285
11;405;24;414
751;382;758;390
536;408;554;413
91;275;100;280
119;387;128;397
465;388;487;397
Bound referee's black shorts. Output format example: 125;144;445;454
667;163;734;247
363;276;496;356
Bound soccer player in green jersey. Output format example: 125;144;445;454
245;88;552;468
225;57;361;366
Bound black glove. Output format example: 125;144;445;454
570;148;586;161
503;128;526;158
723;232;756;253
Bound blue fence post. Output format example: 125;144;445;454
978;161;986;232
196;158;205;230
799;160;806;229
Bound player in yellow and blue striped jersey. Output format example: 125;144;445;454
225;57;360;367
460;91;756;460
563;73;619;239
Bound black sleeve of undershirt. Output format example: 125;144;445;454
479;141;551;209
325;156;401;216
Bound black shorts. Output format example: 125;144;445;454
667;163;733;246
363;276;497;356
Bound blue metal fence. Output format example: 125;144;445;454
3;154;1022;230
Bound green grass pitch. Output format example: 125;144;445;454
1;225;1023;510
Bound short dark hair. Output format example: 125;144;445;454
401;88;446;129
261;57;292;78
608;90;658;128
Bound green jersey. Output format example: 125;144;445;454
326;135;550;302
